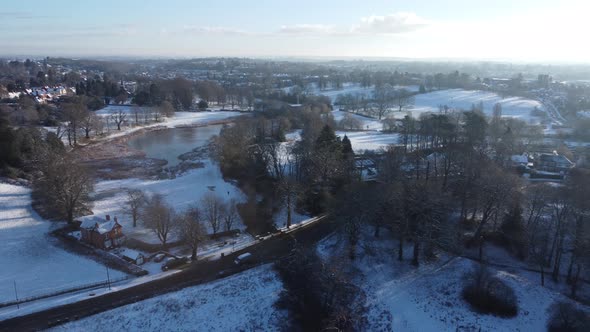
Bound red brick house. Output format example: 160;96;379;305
80;215;125;249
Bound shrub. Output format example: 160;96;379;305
462;265;518;317
548;302;590;332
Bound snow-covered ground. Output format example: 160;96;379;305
0;183;127;303
0;264;180;321
83;160;247;244
51;264;286;332
317;229;583;331
324;87;547;125
408;89;546;124
312;83;419;103
272;206;310;229
336;130;399;153
93;107;244;140
332;109;383;131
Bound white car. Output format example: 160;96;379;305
234;252;252;265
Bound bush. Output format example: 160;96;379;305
548;302;590;332
462;265;518;317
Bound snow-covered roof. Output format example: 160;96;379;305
96;220;119;234
120;248;143;259
80;216;106;229
80;216;121;234
511;154;528;164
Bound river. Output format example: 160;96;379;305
127;125;222;167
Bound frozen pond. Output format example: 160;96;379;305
127;125;222;166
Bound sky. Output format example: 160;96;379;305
0;0;589;62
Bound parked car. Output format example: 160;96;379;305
161;256;189;271
154;253;166;262
234;252;252;265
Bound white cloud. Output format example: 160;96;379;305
183;26;249;35
279;24;335;35
351;12;429;34
278;12;429;36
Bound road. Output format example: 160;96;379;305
0;216;336;332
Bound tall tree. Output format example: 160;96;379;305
177;207;207;260
34;152;94;223
124;189;145;227
201;192;223;235
142;194;176;247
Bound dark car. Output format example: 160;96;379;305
161;256;189;271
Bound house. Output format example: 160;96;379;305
120;249;145;265
80;215;125;249
535;152;575;173
510;154;533;169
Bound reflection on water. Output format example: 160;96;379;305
128;125;222;166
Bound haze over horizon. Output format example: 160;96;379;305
1;0;589;63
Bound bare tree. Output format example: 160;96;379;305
141;107;152;124
152;107;162;122
63;102;87;145
393;88;415;113
125;189;145;227
201;192;223;235
332;183;377;259
131;105;141;126
472;164;520;239
80;110;101;139
177;207;207;260
220;199;239;232
373;83;395;120
34;152;94;223
159;100;175;117
339;112;363;130
279;177;299;228
142;194;176;247
110;109;127;131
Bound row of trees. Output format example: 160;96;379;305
125;191;239;258
335;85;415;120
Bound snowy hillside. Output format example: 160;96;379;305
317;229;580;332
51;264;286;332
0;183;127;302
408;89;546;123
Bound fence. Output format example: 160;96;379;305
0;276;129;309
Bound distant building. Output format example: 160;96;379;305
80;215;125;249
510;154;533;169
535;152;574;173
26;86;69;103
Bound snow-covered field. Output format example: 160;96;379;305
407;89;546;123
317;229;581;332
0;183;127;302
324;87;547;125
51;264;286;332
336;130;399;153
84;160;247;244
332;110;383;131
313;82;419;103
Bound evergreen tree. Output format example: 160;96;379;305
342;134;353;155
501;202;528;259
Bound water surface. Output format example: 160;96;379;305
127;125;222;166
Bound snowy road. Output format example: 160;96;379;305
0;214;336;331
